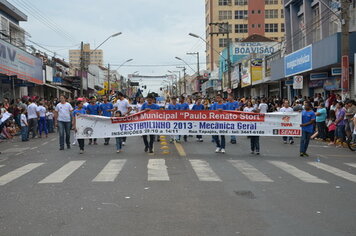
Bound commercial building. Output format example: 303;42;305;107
69;43;103;75
205;0;285;71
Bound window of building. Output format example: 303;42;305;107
219;0;231;6
258;24;261;28
234;0;247;5
251;10;255;14
219;38;229;48
281;23;285;32
258;10;261;14
281;9;284;18
235;24;248;33
265;9;278;18
265;23;278;32
312;4;321;42
252;24;255;28
235;38;245;42
265;0;278;4
235;10;248;19
219;10;232;20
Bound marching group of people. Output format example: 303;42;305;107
1;91;355;157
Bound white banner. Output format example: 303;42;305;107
75;110;302;139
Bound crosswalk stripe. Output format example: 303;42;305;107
309;162;356;183
345;163;356;169
38;161;86;184
229;160;273;182
269;161;328;183
0;165;4;168
92;160;127;182
0;163;44;186
190;160;221;182
147;159;169;181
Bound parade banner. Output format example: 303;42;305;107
76;110;302;139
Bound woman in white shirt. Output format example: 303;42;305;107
243;101;255;113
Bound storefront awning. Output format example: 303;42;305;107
44;83;57;89
57;86;72;93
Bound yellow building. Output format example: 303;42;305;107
205;0;285;71
69;43;103;75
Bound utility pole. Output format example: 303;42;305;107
186;52;200;76
209;22;232;92
341;0;351;99
80;41;84;97
107;63;110;95
177;66;186;95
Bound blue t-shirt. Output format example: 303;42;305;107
302;110;316;133
210;102;227;110
226;101;239;111
168;104;180;110
72;108;86;117
316;108;327;122
141;103;161;110
192;104;205;110
86;104;100;115
179;103;189;110
100;102;113;117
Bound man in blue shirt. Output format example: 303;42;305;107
225;94;239;144
315;102;327;140
300;101;316;157
72;100;87;154
86;96;101;145
168;97;180;143
100;95;114;145
179;96;189;142
211;94;227;154
141;95;160;154
192;98;205;142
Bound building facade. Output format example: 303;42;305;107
69;43;103;75
205;0;285;71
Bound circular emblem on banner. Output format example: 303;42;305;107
227;88;232;94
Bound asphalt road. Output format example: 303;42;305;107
0;133;355;236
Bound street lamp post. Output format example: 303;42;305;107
186;52;200;76
168;70;180;96
79;32;122;96
177;66;187;95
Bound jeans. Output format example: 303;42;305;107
104;138;110;144
282;136;294;142
38;117;48;136
21;126;28;141
116;137;122;150
58;121;71;148
28;118;38;138
47;119;54;133
231;136;236;142
213;135;225;149
300;131;312;153
143;135;155;150
316;121;327;140
250;136;260;152
78;139;85;150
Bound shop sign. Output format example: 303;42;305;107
233;42;279;56
285;79;294;85
309;80;324;88
285;45;312;77
310;72;328;80
324;78;341;90
52;77;63;85
241;59;251;88
231;66;240;89
341;55;349;90
0;38;43;84
251;58;263;84
293;75;303;89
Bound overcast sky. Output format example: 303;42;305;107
10;0;206;93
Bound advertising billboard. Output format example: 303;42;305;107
251;58;263;84
0;38;43;84
284;45;312;77
241;59;251;88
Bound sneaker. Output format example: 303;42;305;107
144;146;149;152
196;138;200;142
169;139;174;143
67;145;71;149
220;148;226;154
104;142;109;145
149;149;154;154
303;153;309;157
116;150;121;153
122;142;126;146
215;148;221;153
175;139;180;143
290;140;294;144
80;150;84;154
231;140;236;144
199;138;203;142
88;141;92;145
300;153;304;157
59;147;64;150
93;141;98;145
251;151;255;154
283;141;287;144
256;152;260;155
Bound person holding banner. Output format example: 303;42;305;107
100;95;114;145
86;96;101;145
113;92;132;146
280;101;295;144
168;97;180;143
225;94;239;144
72;100;86;154
141;95;161;154
210;94;227;154
300;101;316;157
192;98;205;142
179;96;189;142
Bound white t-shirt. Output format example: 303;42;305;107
258;103;268;113
20;113;27;127
55;102;73;122
46;112;54;120
114;99;130;114
137;103;143;112
243;107;255;112
27;103;38;119
280;107;294;113
37;105;46;117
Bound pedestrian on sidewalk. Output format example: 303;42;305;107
211;94;227;154
315;103;327;141
27;99;39;139
141;94;160;154
280;100;294;144
114;111;123;153
72;100;86;154
55;95;73;150
20;108;29;142
334;102;346;147
86;96;101;145
300;101;316;157
37;101;48;138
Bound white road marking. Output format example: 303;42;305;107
147;159;169;181
309;162;356;183
0;163;44;186
92;160;127;182
39;161;85;184
269;161;328;184
51;138;56;141
190;160;221;182
345;163;356;169
30;147;38;150
0;165;4;168
229;160;273;182
41;142;49;146
15;152;24;156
